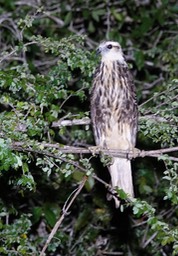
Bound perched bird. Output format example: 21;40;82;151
90;41;138;208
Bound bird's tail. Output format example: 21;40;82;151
108;157;134;208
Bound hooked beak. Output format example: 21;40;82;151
96;47;101;55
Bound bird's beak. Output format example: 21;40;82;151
96;47;101;55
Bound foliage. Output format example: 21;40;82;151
0;0;177;255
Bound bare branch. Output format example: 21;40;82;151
142;231;158;248
100;251;124;255
52;117;91;127
40;176;87;256
0;41;37;63
51;114;176;128
41;11;97;48
12;143;112;189
11;140;178;161
106;0;111;40
139;83;178;109
143;75;164;90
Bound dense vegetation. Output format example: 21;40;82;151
0;1;177;255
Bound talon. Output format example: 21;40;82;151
88;146;101;156
132;147;140;159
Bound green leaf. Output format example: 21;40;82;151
74;208;92;232
134;50;145;70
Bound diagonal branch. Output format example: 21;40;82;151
40;176;88;256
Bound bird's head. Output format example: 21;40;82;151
96;41;126;64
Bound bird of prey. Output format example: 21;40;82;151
90;41;138;208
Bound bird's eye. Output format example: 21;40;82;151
107;44;112;49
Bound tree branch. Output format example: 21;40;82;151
10;141;114;190
11;141;178;161
40;176;87;256
51;115;176;128
51;117;91;127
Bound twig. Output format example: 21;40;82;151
141;224;149;248
139;83;177;109
142;231;158;248
100;251;123;255
12;144;112;189
131;220;148;228
106;0;111;40
42;12;97;48
143;75;164;90
11;143;133;204
153;30;163;48
40;176;88;256
0;41;37;63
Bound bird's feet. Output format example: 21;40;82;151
88;145;102;156
132;147;140;159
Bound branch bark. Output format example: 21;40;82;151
51;115;176;128
11;141;178;161
52;117;91;127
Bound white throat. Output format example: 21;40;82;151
101;52;126;64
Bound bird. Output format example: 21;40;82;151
90;41;138;208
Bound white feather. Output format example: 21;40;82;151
109;157;134;208
98;41;126;64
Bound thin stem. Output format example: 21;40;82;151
40;176;87;256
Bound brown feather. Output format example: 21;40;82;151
90;41;138;207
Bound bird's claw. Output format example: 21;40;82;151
132;147;140;159
88;146;101;156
